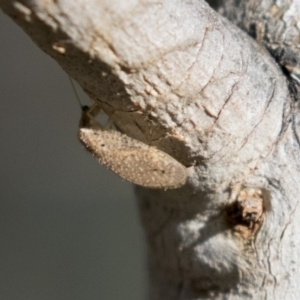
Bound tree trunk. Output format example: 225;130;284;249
1;0;299;299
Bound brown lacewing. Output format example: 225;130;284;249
78;104;187;189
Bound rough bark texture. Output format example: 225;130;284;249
1;0;299;299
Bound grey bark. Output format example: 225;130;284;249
1;0;299;299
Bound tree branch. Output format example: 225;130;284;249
2;0;298;299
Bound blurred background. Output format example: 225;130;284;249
0;12;145;300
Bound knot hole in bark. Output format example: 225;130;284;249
226;188;265;238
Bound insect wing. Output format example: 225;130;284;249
79;127;186;189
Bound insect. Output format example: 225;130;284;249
78;104;187;189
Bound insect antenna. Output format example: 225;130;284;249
68;76;85;110
68;76;104;128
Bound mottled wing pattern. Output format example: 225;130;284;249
78;128;187;189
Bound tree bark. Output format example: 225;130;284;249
1;0;299;299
